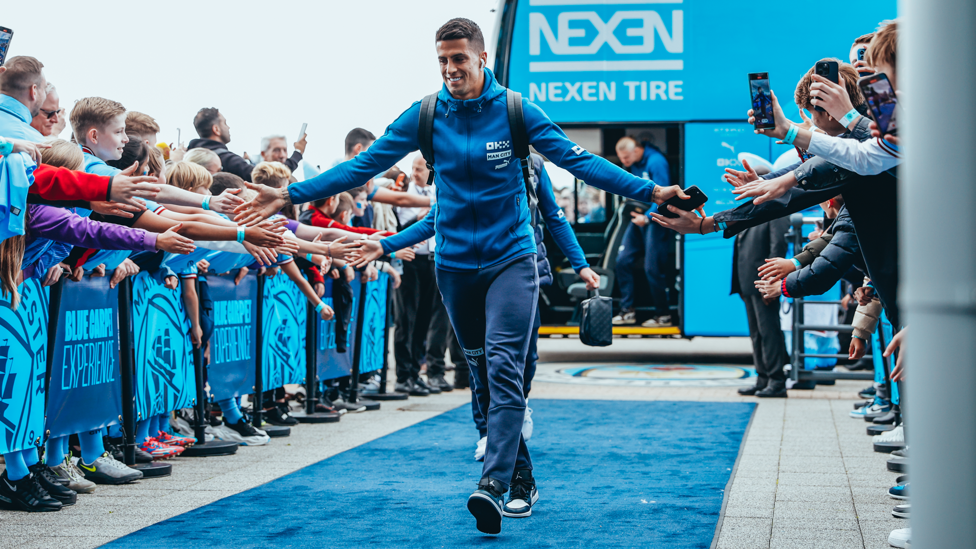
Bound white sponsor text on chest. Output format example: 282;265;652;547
487;140;513;161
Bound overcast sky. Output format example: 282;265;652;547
3;0;500;177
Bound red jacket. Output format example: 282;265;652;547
309;209;393;237
30;164;112;202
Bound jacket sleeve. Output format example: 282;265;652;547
287;103;422;205
523;99;657;204
792;117;878;190
537;165;588;271
28;205;157;252
283;151;304;173
763;160;802;181
783;222;860;297
29;164;111;202
794;234;833;266
380;203;435;254
221;152;256;182
712;184;842;238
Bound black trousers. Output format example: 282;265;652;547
424;288;453;378
394;256;437;382
742;294;788;385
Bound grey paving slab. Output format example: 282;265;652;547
776;472;852;486
772;500;856;520
769;528;864;549
715;517;772;549
772;515;861;531
774;485;853;503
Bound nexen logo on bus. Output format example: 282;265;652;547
526;5;684;105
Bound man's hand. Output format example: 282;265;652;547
630;210;649;227
868;120;900;146
156;223;196;254
849;337;867;360
732;172;797;204
110;259;140;289
841;293;854;310
163;275;179;290
245;221;287;248
313;282;325;297
809;74;857;125
110;162;162;207
275;237;300;256
234;266;249;285
852;59;874;76
758;257;796;280
234;183;286;226
884;328;907;381
169;142;187;162
190;325;203;348
10;138;51;164
579;267;600;291
42;264;65;287
394;246;416;262
723;158;760;188
651;185;691;206
317;302;334;321
89;200;144;219
348;240;384;269
362;263;379;282
242;242;276;266
324;237;358;261
854;285;875;306
209;189;244;215
748;90;791;139
808;228;823;241
755;278;782;300
650;206;707;235
90;264;107;278
344;266;355;282
68;265;84;282
295;132;308;155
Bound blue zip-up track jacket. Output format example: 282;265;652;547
288;68;658;271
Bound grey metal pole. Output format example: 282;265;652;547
902;1;976;547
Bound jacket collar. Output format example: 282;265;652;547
0;94;32;125
438;68;506;116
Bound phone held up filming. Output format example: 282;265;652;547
858;73;898;136
748;73;775;130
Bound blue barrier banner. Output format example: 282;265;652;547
131;271;196;419
315;278;350;381
46;277;122;438
358;272;388;374
0;279;48;453
206;272;257;400
261;272;306;390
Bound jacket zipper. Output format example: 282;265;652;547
465;114;481;268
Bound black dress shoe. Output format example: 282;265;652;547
737;384;767;396
454;374;470;390
428;375;454;392
756;383;788;398
414;377;440;395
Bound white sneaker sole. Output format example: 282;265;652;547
502;490;539;518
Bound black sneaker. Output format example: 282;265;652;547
414;377;441;395
0;471;62;512
503;469;539;518
737;383;767;396
395;379;429;397
858;386;877;399
427;375;454;392
264;403;298;426
467;477;505;534
29;463;76;506
892;503;910;519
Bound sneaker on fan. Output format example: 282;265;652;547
213;418;270;446
612;309;636;325
474;436;487;462
641;315;672;327
156;430;195;448
139;438;182;460
522;404;534;442
888;528;910;548
873;425;904;444
850;397;890;419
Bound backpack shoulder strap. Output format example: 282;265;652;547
506;90;538;212
417;93;438;186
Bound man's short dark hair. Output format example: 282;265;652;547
344;128;376;155
193;107;222;138
0;56;44;94
211;172;246;196
435;18;485;53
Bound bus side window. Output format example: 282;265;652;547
576;181;606;224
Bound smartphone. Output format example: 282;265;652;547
857;47;866;61
813;61;839;112
858;73;898;135
748;73;775;130
176;127;181;145
298;123;307;141
0;27;13;67
659;185;708;219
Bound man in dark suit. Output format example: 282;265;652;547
733;217;791;397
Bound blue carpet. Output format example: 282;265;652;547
104;400;754;549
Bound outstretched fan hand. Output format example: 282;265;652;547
234;183;286;226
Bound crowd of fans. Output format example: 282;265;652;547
652;20;908;547
0;16;909;548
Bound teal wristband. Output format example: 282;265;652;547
0;137;12;157
390;251;396;259
314;302;325;313
783;125;799;145
201;196;211;211
236;226;245;243
790;258;802;270
839;108;860;128
306;253;314;262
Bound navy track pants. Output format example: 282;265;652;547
436;254;537;491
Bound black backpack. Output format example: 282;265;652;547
417;90;538;214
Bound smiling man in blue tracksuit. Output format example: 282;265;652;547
236;18;688;535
